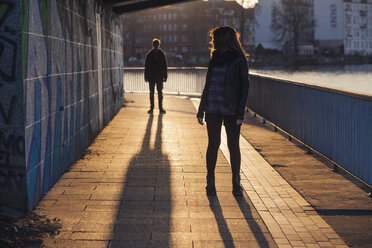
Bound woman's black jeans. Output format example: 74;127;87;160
205;113;241;178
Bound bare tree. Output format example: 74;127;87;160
270;0;314;56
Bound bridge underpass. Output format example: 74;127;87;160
1;0;371;247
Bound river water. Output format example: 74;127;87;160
251;64;372;95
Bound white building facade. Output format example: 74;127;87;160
255;0;372;55
254;0;315;50
254;0;280;49
344;0;372;55
314;0;344;53
254;0;281;49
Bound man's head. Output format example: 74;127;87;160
152;38;161;51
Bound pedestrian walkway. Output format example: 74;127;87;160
37;93;347;248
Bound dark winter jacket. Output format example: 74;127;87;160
197;50;249;120
144;49;167;83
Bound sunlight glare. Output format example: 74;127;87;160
235;0;259;8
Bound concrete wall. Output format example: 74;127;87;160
0;1;27;212
0;0;124;212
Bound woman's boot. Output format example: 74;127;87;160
206;175;216;196
232;174;243;196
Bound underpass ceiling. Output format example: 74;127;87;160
103;0;198;14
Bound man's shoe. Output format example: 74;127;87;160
147;109;153;114
159;109;166;114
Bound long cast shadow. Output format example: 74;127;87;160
207;192;271;247
111;113;171;247
208;196;235;248
235;194;271;248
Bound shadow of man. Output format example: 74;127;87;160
111;113;172;247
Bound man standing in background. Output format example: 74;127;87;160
144;38;168;114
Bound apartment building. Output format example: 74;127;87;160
123;0;255;66
344;0;372;55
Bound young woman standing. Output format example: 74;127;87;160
197;26;249;196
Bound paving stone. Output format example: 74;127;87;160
109;240;193;248
35;94;351;248
70;231;150;241
43;240;109;248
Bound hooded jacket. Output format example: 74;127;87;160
197;50;249;120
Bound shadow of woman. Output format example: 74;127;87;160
235;194;271;248
208;196;235;247
111;113;172;247
208;193;272;248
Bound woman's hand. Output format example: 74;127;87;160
198;117;204;125
236;119;243;125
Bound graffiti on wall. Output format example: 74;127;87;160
23;0;124;209
0;109;26;195
0;2;17;82
0;1;27;210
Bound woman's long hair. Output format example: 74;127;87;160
209;26;248;58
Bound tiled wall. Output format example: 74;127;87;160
0;0;124;211
0;1;26;212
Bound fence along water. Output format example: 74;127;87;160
123;67;372;188
124;67;207;95
248;73;372;188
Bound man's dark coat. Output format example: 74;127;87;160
144;49;167;83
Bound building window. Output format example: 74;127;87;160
174;35;178;42
169;35;173;42
164;24;167;31
182;35;188;42
173;13;177;19
174;24;177;31
169;24;172;31
168;13;172;20
182;24;188;31
182;46;188;52
163;14;167;20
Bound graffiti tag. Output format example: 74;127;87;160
0;131;25;157
0;94;16;125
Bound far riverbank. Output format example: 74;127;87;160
251;64;372;95
249;53;372;68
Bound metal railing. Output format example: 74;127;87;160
123;67;372;188
248;73;372;188
123;67;207;96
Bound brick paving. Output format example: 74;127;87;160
36;93;351;248
238;111;372;248
37;93;276;248
190;100;348;248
